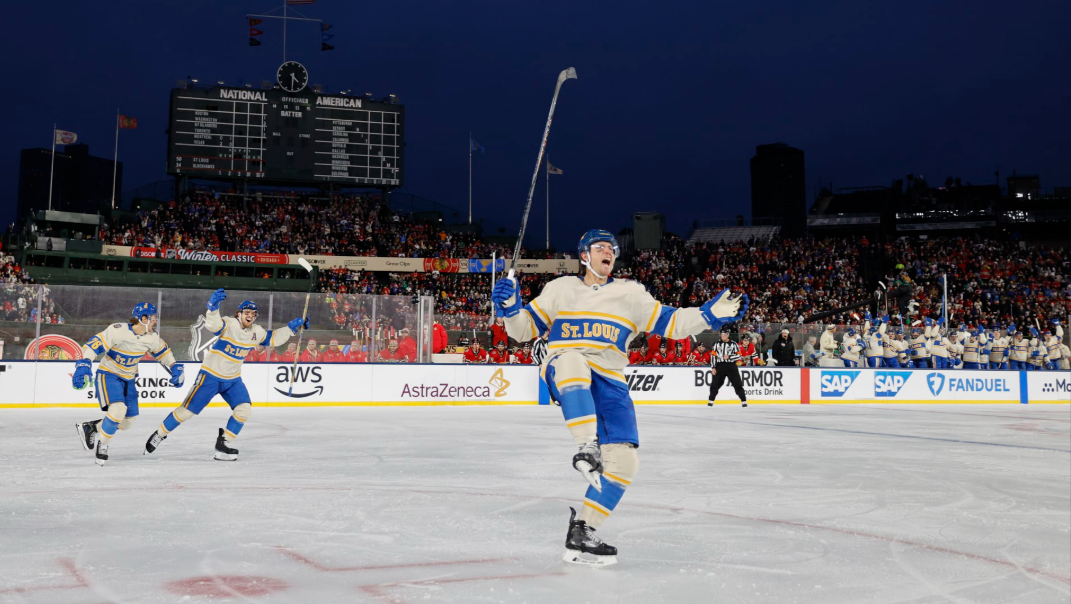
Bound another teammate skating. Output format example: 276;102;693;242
492;229;747;566
73;303;184;466
144;288;306;460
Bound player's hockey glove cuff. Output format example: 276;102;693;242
288;316;309;331
700;289;749;331
491;278;523;318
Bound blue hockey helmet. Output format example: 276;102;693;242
577;229;619;258
237;300;259;319
846;328;856;337
131;302;157;321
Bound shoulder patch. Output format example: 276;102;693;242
111;323;124;329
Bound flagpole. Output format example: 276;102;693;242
545;155;550;249
48;124;56;211
282;0;287;62
468;132;473;225
111;109;120;209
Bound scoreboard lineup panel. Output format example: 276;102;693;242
167;87;404;187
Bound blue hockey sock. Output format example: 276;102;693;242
161;412;182;434
225;415;245;439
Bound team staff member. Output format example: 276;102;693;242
708;326;747;408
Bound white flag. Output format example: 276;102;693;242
547;162;563;175
54;130;78;145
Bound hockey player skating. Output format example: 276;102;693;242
709;327;748;407
491;229;747;566
144;289;306;461
73;303;184;466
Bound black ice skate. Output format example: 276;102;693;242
213;428;238;461
76;420;100;452
572;440;603;491
144;430;167;455
94;440;109;466
562;507;618;567
741;400;748;408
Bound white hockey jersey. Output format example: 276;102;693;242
502;276;713;385
1009;336;1029;362
960;333;987;364
202;309;295;380
989;336;1009;362
840;334;862;362
82;322;177;380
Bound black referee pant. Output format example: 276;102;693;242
709;362;747;402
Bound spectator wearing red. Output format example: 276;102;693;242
629;341;649;365
737;337;756;366
322;339;345;362
670;341;687;365
299;340;321;363
377;339;408;363
491;317;509;348
345;340;368;363
488;341;511;364
245;345;265;363
432;321;448;353
464;339;488;364
397;328;417;362
651;342;672;365
689;342;711;366
279;343;298;363
514;342;533;364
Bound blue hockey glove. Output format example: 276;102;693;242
1007;323;1016;334
491;278;523;318
937;317;946;326
72;359;92;390
1030;327;1039;338
168;363;185;387
924;317;934;327
1031;349;1041;357
207;288;227;311
288;316;309;331
882;315;891;324
1053;318;1062;326
958;323;966;332
700;289;749;330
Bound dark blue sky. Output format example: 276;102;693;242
3;0;1069;249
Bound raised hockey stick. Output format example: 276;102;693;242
288;258;315;396
506;67;577;282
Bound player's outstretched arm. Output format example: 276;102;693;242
637;287;749;340
204;288;227;333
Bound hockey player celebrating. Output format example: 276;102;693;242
840;328;862;368
491;229;747;566
144;289;306;461
1009;330;1030;370
74;302;184;466
989;328;1009;370
1043;320;1065;370
909;326;931;368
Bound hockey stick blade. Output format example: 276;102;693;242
575;460;602;491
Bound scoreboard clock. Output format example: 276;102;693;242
166;82;405;187
277;61;309;93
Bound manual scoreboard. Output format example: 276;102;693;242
167;86;404;187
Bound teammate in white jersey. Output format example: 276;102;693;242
492;229;747;566
73;302;184;466
816;324;841;367
144;289;306;460
1043;321;1065;370
839;328;862;368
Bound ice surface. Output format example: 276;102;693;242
0;404;1068;603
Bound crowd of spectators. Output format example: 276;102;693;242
1;255;64;324
98;189;517;260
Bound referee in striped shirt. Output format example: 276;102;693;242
708;326;748;408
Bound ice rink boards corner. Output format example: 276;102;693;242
1;363;1068;407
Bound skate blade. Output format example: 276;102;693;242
213;452;238;461
94;458;106;467
575;461;602;492
75;424;94;452
562;549;617;567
